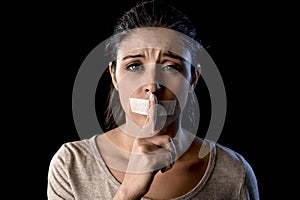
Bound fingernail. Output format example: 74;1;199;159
150;93;154;101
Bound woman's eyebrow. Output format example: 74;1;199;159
161;53;185;61
121;53;185;62
122;54;145;61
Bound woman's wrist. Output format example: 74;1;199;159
114;185;145;200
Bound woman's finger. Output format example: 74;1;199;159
144;135;176;155
137;135;177;173
143;93;157;129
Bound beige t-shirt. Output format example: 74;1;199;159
47;135;259;199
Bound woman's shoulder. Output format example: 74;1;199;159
50;135;99;164
192;137;254;177
213;142;250;167
207;140;256;180
207;141;259;198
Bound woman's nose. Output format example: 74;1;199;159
144;82;161;93
142;63;161;93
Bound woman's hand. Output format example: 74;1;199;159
115;135;176;199
114;94;176;200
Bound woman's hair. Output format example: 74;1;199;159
103;0;201;131
105;0;200;62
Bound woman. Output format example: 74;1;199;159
47;1;259;199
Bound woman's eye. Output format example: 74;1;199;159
161;65;180;72
126;63;144;72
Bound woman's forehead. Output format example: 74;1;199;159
117;48;185;59
117;28;192;63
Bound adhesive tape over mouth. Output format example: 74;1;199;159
129;98;176;116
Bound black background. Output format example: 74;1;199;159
10;0;292;199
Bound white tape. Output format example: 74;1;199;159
129;98;176;116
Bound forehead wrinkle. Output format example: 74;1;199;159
115;27;195;64
118;48;168;63
117;44;191;65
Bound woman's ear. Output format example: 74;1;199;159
189;64;201;92
109;61;118;91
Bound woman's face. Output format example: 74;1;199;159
110;28;198;129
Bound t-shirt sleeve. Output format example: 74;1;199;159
238;155;260;200
47;144;74;200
